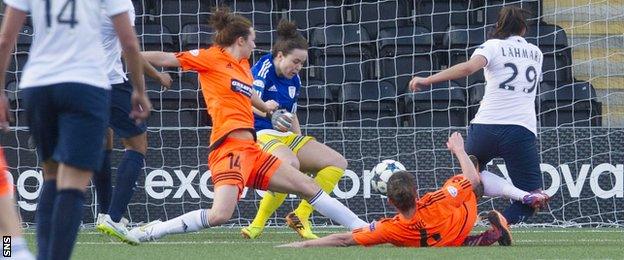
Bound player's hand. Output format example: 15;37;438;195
0;94;10;132
408;76;429;92
446;132;465;154
265;99;279;112
275;242;303;248
130;91;152;124
271;109;294;132
159;72;173;90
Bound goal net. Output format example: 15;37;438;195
4;0;623;228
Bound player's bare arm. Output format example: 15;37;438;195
290;114;302;135
409;55;487;91
0;6;26;131
277;232;357;248
112;12;151;122
143;57;173;90
252;92;278;114
446;132;481;188
142;51;181;68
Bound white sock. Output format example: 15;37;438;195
151;209;209;238
481;170;529;201
309;191;368;230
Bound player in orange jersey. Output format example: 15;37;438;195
129;7;367;242
278;132;513;248
0;147;35;259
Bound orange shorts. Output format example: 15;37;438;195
0;147;11;197
208;137;282;197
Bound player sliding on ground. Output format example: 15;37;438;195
94;0;173;245
241;19;348;240
278;132;549;248
0;0;150;258
409;6;549;224
131;7;367;242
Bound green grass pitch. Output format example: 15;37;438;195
23;227;623;259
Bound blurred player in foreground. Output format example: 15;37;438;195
0;0;150;258
0;148;34;259
241;19;348;240
279;133;548;248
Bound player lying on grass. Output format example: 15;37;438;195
241;19;348;240
278;132;548;248
130;7;367;243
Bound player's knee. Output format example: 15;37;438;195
296;176;321;200
122;134;147;155
284;157;300;170
330;155;348;170
208;210;233;226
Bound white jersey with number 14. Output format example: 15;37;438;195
3;0;133;89
470;35;543;135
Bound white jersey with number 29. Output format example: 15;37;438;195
470;35;543;135
3;0;133;89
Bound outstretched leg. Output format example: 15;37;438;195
131;185;239;241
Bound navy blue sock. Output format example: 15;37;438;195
47;189;85;260
93;150;112;214
36;180;56;260
108;150;144;222
503;200;536;224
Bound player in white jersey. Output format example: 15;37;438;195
0;0;151;259
409;6;549;224
93;2;172;245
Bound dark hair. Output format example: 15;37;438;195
387;171;417;212
210;6;252;47
490;6;531;39
272;19;308;57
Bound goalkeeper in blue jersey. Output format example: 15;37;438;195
241;19;348;240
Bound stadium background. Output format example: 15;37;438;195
1;0;622;227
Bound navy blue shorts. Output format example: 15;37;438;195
23;83;110;172
465;124;542;192
109;81;147;138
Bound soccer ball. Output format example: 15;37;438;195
370;160;407;195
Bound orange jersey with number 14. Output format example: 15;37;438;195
176;46;255;148
352;175;478;247
175;47;282;197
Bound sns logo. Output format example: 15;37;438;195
2;236;10;257
231;79;253;97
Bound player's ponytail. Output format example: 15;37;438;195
387;171;417;212
272;19;308;57
490;6;531;40
210;6;252;47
